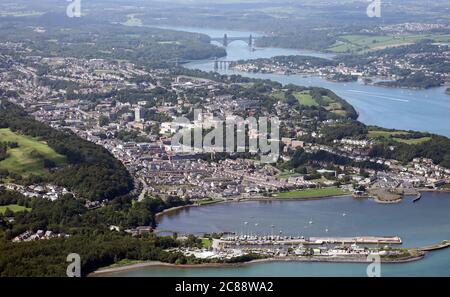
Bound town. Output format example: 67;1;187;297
1;41;449;210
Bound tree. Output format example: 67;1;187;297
98;116;110;127
3;208;14;218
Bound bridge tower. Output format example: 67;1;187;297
249;34;253;48
223;34;228;47
214;57;219;71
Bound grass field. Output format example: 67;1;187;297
197;199;222;206
272;187;348;199
294;91;318;106
368;129;431;145
368;130;410;139
328;34;450;53
392;137;432;145
0;204;31;214
269;89;350;116
0;128;66;177
270;90;286;100
201;238;212;248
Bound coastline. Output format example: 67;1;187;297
229;67;445;91
90;253;426;277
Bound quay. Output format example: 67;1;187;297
217;235;402;247
308;236;402;245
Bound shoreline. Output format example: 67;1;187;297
90;253;426;276
229;67;446;91
156;189;450;220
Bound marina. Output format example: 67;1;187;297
216;235;402;247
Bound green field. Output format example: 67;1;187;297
294;91;318;106
270;90;287;100
272;187;348;199
0;128;66;177
368;130;410;139
201;238;212;248
392;137;432;145
368;129;431;145
197;199;222;206
0;204;31;214
328;34;450;53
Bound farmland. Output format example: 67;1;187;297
328;34;450;53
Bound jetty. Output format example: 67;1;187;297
413;193;422;203
218;235;402;248
308;236;402;245
419;240;450;252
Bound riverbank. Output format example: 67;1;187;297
155;200;227;219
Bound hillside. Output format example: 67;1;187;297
0;101;133;201
0;128;66;178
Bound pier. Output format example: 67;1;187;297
419;240;450;252
308;236;402;245
217;235;402;248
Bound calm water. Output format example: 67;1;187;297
172;26;450;137
157;193;450;248
109;193;450;277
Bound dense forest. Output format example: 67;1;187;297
0;186;260;277
0;188;189;237
0;183;198;277
0;101;134;201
